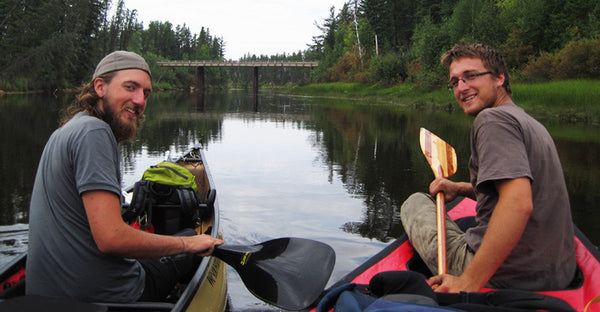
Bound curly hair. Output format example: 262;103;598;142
59;72;117;127
441;40;511;95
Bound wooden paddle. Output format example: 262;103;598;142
213;237;336;311
419;128;457;275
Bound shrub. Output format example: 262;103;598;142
501;29;535;70
406;61;444;91
556;37;600;79
368;52;407;86
521;53;555;82
326;49;368;83
521;37;600;81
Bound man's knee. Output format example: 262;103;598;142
400;192;435;223
400;192;438;244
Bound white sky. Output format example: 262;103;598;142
122;0;349;60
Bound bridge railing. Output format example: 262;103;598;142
156;60;319;68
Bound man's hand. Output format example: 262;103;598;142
429;178;475;202
182;234;224;257
427;274;481;293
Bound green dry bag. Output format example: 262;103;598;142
141;161;198;193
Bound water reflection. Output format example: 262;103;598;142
0;94;69;225
308;102;474;242
2;91;600;242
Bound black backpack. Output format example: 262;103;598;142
122;162;201;235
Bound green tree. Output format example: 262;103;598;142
414;0;457;24
361;0;418;52
444;0;506;47
410;15;448;70
0;0;110;90
499;0;598;53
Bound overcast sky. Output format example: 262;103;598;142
122;0;349;60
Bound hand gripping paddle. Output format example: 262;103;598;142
213;237;335;310
419;128;457;275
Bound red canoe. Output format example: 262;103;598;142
322;197;600;312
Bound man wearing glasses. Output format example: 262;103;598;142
401;41;576;293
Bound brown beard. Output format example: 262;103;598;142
100;99;145;142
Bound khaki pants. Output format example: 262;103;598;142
400;192;474;276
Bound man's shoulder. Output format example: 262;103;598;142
474;103;533;127
479;102;522;118
68;112;107;127
62;112;111;135
54;113;116;149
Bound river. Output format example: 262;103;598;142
1;90;599;311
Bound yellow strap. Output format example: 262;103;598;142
584;294;600;312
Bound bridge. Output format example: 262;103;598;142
157;60;318;68
157;60;319;93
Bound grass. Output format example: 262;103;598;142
291;83;456;109
512;80;600;123
289;80;600;124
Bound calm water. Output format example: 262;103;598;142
1;90;599;311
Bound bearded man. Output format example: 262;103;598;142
27;51;223;303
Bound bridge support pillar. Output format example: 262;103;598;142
253;66;259;95
253;67;259;111
196;66;205;93
195;90;205;112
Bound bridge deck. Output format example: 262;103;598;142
157;60;318;68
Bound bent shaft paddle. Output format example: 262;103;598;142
213;237;335;311
419;128;457;275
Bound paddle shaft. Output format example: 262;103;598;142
436;191;448;275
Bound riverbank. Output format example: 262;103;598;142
3;79;599;125
288;80;600;125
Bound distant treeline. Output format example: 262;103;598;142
0;0;225;91
1;0;599;91
309;0;600;88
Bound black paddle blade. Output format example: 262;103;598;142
213;237;336;311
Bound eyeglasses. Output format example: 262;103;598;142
447;71;492;90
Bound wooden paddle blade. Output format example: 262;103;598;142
419;128;457;178
213;237;336;311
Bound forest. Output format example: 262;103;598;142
1;0;599;92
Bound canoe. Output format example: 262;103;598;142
322;197;600;312
0;147;228;312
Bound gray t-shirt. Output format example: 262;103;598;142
466;103;576;290
27;112;145;302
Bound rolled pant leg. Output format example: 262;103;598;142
400;193;473;276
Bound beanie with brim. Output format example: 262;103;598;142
92;51;151;79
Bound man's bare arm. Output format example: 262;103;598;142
429;177;533;292
83;190;222;258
